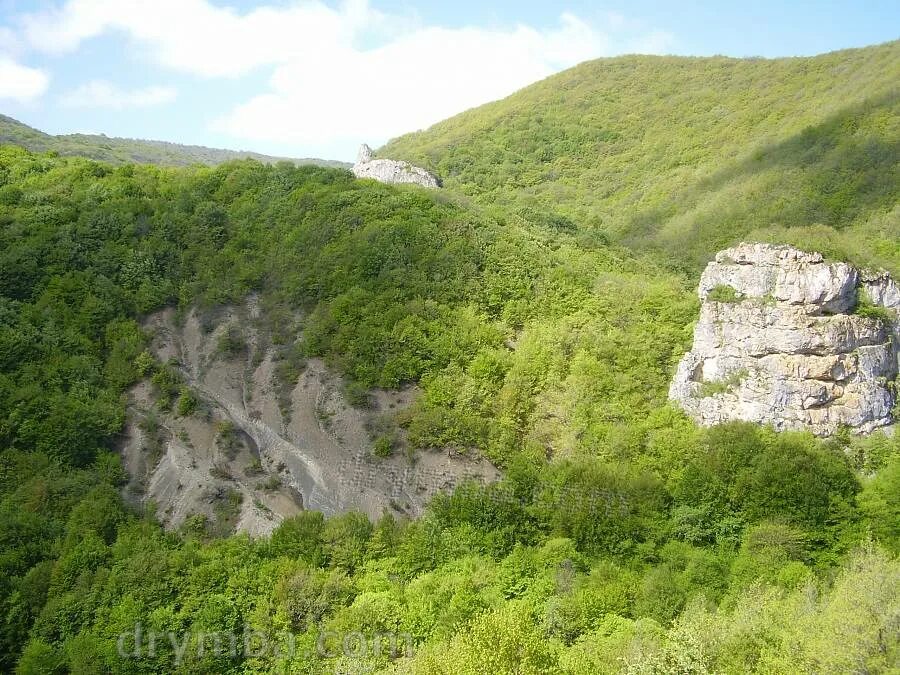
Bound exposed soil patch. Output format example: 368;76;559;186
119;301;499;536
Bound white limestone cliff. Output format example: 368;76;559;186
670;243;899;435
351;144;441;188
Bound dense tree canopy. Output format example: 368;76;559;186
1;41;899;674
383;41;900;275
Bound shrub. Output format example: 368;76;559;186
134;349;154;377
215;420;244;460
257;475;281;491
699;369;748;397
150;365;181;410
343;380;372;408
216;325;247;358
706;284;744;303
373;435;394;458
243;458;263;476
269;512;325;562
854;289;893;323
175;388;197;416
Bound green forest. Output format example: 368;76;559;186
1;42;899;674
0;115;348;169
383;41;900;275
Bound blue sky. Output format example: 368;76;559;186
0;0;897;161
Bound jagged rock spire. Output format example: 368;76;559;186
357;143;373;164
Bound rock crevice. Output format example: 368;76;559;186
670;243;899;435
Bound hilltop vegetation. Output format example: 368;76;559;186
0;42;899;674
382;41;900;274
0;114;348;169
1;143;898;673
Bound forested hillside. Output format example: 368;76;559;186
382;41;900;274
0;115;348;169
0;42;898;675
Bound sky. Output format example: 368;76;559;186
0;1;897;161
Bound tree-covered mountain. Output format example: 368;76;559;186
0;42;898;674
382;41;900;274
0;114;349;169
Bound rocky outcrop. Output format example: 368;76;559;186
352;144;441;188
670;243;899;435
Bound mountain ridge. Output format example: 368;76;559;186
381;40;899;275
0;113;349;168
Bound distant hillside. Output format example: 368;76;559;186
382;41;900;274
0;114;349;169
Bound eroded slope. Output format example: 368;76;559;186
120;301;498;536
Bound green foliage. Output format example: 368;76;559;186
207;488;243;538
216;324;247;358
133;349;154;378
0;144;698;472
0;44;898;672
383;42;900;276
545;560;638;642
103;319;147;388
269;512;325;564
854;303;893;323
854;287;894;323
0;113;348;169
323;512;374;572
706;284;744;303
373;435;394;458
698;368;748;397
857;452;900;553
276;566;352;632
345;380;373;408
150;365;181;410
175;387;198;417
14;639;64;674
215;420;248;461
671;423;859;537
535;459;668;555
622;544;899;673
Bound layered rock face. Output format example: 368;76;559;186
670;243;900;435
352;144;441;188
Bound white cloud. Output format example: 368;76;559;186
0;56;49;102
20;0;395;78
60;80;177;109
17;0;675;156
212;13;614;150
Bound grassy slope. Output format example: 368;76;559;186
382;41;900;274
0;114;349;169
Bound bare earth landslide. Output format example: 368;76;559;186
119;302;499;536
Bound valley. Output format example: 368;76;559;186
0;36;897;675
